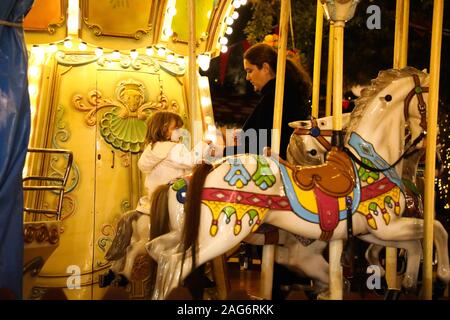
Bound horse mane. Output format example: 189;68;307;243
345;67;428;141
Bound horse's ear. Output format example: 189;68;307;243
422;68;428;73
288;121;299;128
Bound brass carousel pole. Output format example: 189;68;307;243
260;0;290;300
321;0;360;300
311;0;324;118
386;0;411;291
188;0;201;147
325;22;334;117
422;0;444;300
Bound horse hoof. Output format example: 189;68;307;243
98;270;116;288
437;266;450;283
110;274;129;287
432;279;448;300
384;289;401;300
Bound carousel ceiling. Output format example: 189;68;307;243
23;0;245;57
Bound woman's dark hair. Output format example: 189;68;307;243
243;43;312;99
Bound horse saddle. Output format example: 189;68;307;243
293;147;356;198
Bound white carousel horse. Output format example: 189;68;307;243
284;113;443;282
147;67;450;299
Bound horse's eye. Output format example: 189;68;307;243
308;149;318;156
385;95;392;102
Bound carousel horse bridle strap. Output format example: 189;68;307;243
404;74;428;133
344;74;428;173
293;117;334;151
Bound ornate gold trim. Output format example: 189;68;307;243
24;223;60;245
24;1;66;35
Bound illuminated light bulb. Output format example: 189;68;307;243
157;47;166;57
167;53;175;62
241;0;248;5
226;27;233;35
164;28;173;37
204;116;212;124
28;84;38;96
130;50;138;60
146;47;154;56
225;17;234;25
64;39;73;49
207;10;212;19
177;56;185;66
112;50;120;59
232;11;239;20
197;54;210;71
199;77;209;89
31;45;40;55
28;66;40;78
78;42;87;51
48;43;58;53
220;45;228;53
233;1;241;9
201;97;211;107
95;47;103;57
219;37;228;45
167;6;177;16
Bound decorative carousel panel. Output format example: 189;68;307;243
23;0;67;44
164;0;233;58
27;52;189;299
79;0;165;50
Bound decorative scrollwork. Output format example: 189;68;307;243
84;20;103;36
73;79;180;153
121;200;131;213
73;90;116;126
120;153;130;167
23;223;60;245
56;53;99;66
97;237;112;252
61;195;76;221
51;105;80;194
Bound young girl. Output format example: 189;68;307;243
101;111;216;287
136;110;215;213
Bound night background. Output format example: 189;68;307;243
201;0;450;234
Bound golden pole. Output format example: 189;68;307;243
188;0;201;148
393;0;404;68
400;0;410;67
311;0;324;118
329;22;345;299
386;0;410;291
325;23;334;117
261;0;290;300
423;0;444;300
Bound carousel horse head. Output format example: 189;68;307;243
287;113;351;166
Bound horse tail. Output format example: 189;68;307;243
148;184;171;293
105;210;141;261
149;184;171;240
181;163;213;271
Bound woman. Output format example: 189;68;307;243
237;43;312;160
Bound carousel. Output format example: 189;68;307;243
0;0;448;301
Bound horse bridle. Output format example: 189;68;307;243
293;117;334;152
292;74;429;173
347;74;428;172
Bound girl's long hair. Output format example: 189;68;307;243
145;111;184;147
